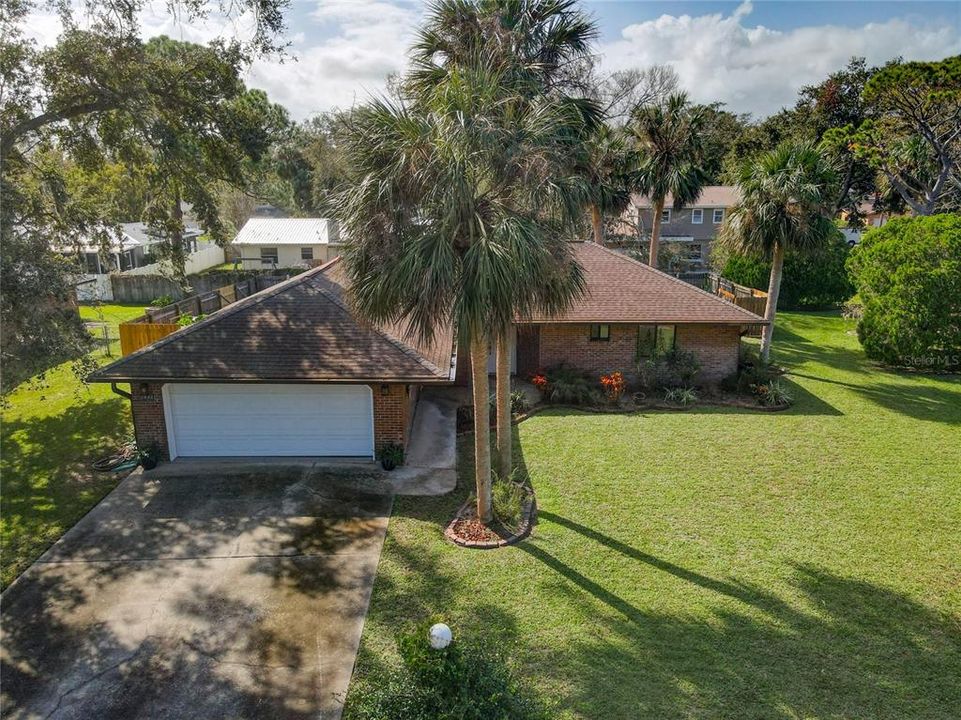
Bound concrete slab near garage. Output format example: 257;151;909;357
387;386;462;496
0;465;392;720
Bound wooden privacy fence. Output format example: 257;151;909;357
118;277;283;355
119;321;180;356
675;271;767;337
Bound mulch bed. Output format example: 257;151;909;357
445;494;536;549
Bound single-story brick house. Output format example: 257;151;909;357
89;242;763;461
460;242;765;385
88;258;455;461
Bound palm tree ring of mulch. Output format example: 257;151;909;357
444;493;536;549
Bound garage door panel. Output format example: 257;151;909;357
166;384;374;458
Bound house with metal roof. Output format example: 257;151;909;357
231;218;344;270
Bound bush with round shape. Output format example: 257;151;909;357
846;215;961;369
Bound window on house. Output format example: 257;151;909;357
635;324;677;359
688;244;703;260
300;246;314;261
260;247;278;266
661;208;672;224
589;324;611;342
713;208;725;224
691;209;703;224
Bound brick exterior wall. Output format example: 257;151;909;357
370;383;418;450
675;325;740;383
130;382;170;459
525;323;740;384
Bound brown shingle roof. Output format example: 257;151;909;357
523;242;766;325
88;258;456;383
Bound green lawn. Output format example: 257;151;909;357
0;303;143;588
346;312;961;719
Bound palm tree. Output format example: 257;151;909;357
579;123;637;244
408;0;597;483
630;93;709;267
720;142;839;360
338;1;593;522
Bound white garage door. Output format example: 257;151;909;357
164;384;374;459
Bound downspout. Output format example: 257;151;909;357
110;382;132;400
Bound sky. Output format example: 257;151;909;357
24;0;961;121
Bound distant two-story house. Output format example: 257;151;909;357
617;186;740;267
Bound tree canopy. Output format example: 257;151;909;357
1;0;290;391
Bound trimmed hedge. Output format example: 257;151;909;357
846;214;961;369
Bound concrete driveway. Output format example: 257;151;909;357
1;463;393;720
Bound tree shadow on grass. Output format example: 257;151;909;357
516;522;960;719
790;371;961;425
1;397;132;586
770;323;870;375
508;426;960;718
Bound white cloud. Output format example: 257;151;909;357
246;1;420;119
599;1;961;117
20;1;961;122
20;0;420;121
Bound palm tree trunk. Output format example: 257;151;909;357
760;240;785;361
495;329;512;479
590;204;604;244
470;333;493;523
648;197;664;267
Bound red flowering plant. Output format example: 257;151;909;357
530;372;549;397
600;371;626;404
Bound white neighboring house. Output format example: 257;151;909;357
69;222;224;301
230;218;343;270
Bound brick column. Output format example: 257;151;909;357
130;382;170;459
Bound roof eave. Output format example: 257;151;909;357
87;373;455;385
516;318;768;326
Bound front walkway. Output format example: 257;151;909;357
0;465;392;720
388;386;462;496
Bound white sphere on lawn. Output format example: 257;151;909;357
428;623;452;649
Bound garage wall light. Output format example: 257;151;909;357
380;384;390;396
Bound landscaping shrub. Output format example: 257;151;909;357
348;625;549;720
754;379;793;407
492;469;528;531
534;366;602;405
664;387;698;406
847;214;961;370
721;233;855;310
377;442;404;471
150;294;173;307
488;390;529;417
637;349;701;390
600;371;626;404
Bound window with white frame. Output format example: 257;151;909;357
713;208;724;224
661;208;672;224
691;209;703;224
260;247;278;266
300;246;314;261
